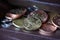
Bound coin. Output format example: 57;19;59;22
30;10;48;23
39;23;57;36
24;16;42;30
6;8;26;19
51;15;60;28
12;17;25;28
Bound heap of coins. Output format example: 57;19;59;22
1;8;26;28
2;6;59;36
39;12;59;36
12;9;58;36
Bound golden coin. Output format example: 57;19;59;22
13;17;25;28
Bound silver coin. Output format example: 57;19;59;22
24;14;42;30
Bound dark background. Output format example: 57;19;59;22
1;0;60;4
37;0;60;4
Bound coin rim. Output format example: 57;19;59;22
51;16;60;28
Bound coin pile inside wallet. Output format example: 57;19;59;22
4;8;60;36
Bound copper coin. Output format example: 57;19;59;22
39;23;57;36
6;13;20;20
30;10;48;23
6;8;27;19
51;15;60;28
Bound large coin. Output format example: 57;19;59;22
24;15;42;30
30;10;48;23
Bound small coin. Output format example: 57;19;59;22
51;15;60;29
39;23;57;36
